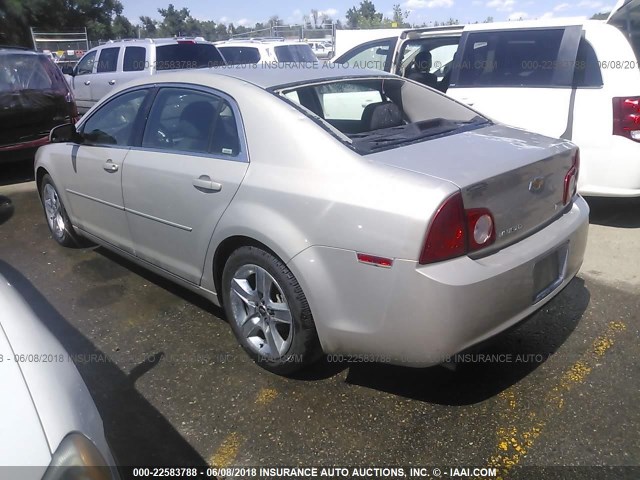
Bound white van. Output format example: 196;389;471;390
216;39;317;65
64;38;225;114
334;2;640;197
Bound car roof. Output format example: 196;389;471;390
135;64;395;90
0;47;42;55
217;40;310;48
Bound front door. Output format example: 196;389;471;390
65;87;151;252
122;86;249;284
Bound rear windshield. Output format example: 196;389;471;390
274;45;317;62
0;53;66;92
155;43;225;70
455;29;566;87
278;77;487;154
219;46;261;65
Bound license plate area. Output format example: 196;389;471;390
533;243;569;303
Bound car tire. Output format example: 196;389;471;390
40;174;83;247
221;245;322;375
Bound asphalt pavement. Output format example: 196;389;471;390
0;162;638;479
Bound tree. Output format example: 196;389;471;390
0;0;126;46
112;14;136;39
139;16;157;37
346;0;384;28
483;16;494;23
311;9;319;28
157;4;191;37
391;4;410;27
590;12;610;19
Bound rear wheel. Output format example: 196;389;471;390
40;174;82;247
221;246;322;375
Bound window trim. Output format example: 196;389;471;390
95;46;121;74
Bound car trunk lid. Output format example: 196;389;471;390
368;123;577;252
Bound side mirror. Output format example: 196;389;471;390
50;123;82;144
61;64;75;76
375;47;389;55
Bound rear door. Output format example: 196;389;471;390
447;26;583;139
90;46;121;104
122;86;249;284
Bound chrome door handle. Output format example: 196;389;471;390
108;80;116;85
84;80;91;86
193;176;222;192
103;160;119;173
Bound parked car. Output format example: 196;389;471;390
0;273;119;478
216;39;317;65
307;41;332;59
0;47;78;163
35;66;588;375
63;37;226;114
334;6;640;198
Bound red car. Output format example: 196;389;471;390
0;47;78;163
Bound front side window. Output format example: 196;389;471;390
76;50;97;75
142;88;240;156
279;77;486;154
97;47;120;73
455;29;566;87
218;47;261;65
334;38;397;72
81;89;148;145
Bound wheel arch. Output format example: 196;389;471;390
212;235;281;304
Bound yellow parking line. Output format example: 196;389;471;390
255;387;278;406
209;432;242;468
487;321;627;480
208;387;279;467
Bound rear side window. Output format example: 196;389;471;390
219;47;261;65
97;47;120;73
455;29;566;87
124;47;146;72
155;43;225;70
142;88;240;156
274;45;316;62
574;38;603;87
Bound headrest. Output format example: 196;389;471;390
361;101;403;131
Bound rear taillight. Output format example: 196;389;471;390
419;192;496;264
563;149;580;205
613;96;640;141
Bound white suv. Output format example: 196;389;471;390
334;1;640;197
216;39;317;65
64;37;225;114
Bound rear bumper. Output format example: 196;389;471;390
288;196;590;367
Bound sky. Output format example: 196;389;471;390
118;0;616;27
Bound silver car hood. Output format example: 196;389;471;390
0;275;106;461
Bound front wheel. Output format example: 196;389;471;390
40;174;82;247
221;246;322;375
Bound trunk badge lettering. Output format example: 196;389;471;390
499;224;524;238
529;176;545;193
